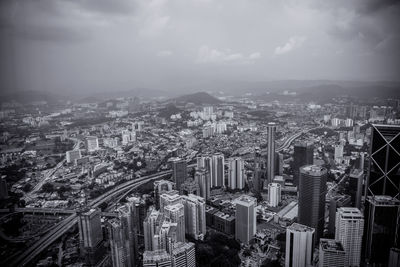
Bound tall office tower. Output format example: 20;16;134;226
363;195;400;265
318;239;346;267
363;124;400;264
253;166;265;193
195;167;210;199
159;191;181;212
267;122;277;184
180;178;200;196
66;149;82;164
327;195;351;236
78;209;104;265
171;242;196;267
285;223;315;267
334;144;344;163
275;152;284;176
212;153;225;187
164;203;186;243
171;158;187;190
298;165;327;243
182;194;206;240
268;183;281;207
293;142;314;186
235;195;257;244
85;136;99;152
366;124;400;198
143;250;171;267
335;207;364;267
154;180;175;210
389;248;400;267
228;157;245;190
144;208;164;251
348;169;363;209
171;158;187;191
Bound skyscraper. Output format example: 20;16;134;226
327;195;351;236
298;165;327;243
182;194;206;240
212;153;225;187
77;209;104;265
363;195;400;265
171;158;187;190
159;191;181;212
348;169;363;209
228;157;245;190
293;142;314;186
366;124;400;198
268;183;281;207
285;223;315;267
154;180;175;210
363;124;400;264
318;239;346;267
164;203;186;243
195;167;210;199
335;207;364;267
267;122;277;184
143;208;164;251
235;195;257;244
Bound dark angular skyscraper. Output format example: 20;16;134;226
293;142;314;186
366;124;400;198
363;124;400;265
298;165;327;243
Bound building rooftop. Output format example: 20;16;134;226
300;165;327;176
288;222;315;233
320;239;345;253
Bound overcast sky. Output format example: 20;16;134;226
0;0;399;94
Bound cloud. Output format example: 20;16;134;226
196;46;261;64
157;50;173;57
274;36;306;55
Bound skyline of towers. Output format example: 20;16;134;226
298;165;327;243
267;122;277;184
228;157;245;190
293;142;314;186
285;223;315;267
335;207;364;267
235;195;257;244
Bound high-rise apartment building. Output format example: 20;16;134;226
293;142;314;186
182;194;206;240
195;167;210;199
143;250;171;267
335;207;364;267
154;180;175;210
235;195;257;244
171;242;196;267
285;223;315;267
143;208;164;251
228;157;245;190
159;191;181;212
318;239;346;267
171;158;187;190
212;153;225;187
164;203;186;243
298;165;327;243
268;183;281;207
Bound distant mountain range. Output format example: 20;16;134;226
1;80;399;104
170;92;222;105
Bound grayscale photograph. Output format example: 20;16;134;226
0;0;399;266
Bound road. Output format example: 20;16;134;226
8;167;187;267
24;138;81;201
276;126;322;152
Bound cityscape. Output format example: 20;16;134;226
1;1;400;267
